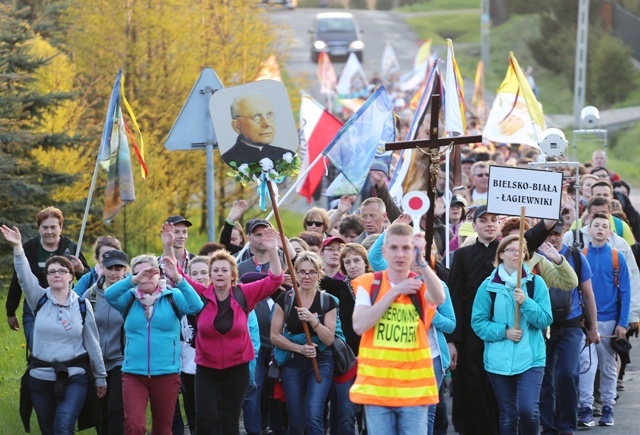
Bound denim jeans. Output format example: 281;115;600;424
280;349;333;435
427;356;444;435
328;376;357;435
488;367;544;435
243;348;270;434
28;373;89;435
539;326;583;434
364;404;429;435
23;303;35;351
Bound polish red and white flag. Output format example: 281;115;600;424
297;92;343;202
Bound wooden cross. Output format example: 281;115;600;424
385;72;482;261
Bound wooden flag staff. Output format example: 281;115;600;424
267;180;322;382
514;206;526;329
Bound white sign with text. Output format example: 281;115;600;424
486;166;563;220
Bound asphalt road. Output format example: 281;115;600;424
265;7;421;101
259;10;640;428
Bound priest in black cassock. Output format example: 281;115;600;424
446;206;553;435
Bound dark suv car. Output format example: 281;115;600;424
309;12;364;63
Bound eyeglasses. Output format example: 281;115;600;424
296;270;318;278
234;112;276;124
47;269;70;276
306;221;324;227
474;173;489;178
503;248;526;255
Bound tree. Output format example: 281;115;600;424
62;0;297;255
0;3;81;270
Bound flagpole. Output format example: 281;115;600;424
265;152;326;220
76;159;101;257
444;148;451;268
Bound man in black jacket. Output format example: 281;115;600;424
5;207;89;352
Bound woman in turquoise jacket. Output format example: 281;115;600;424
105;254;203;435
472;235;552;435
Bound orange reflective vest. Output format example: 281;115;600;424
349;271;439;407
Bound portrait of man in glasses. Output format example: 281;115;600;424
220;93;293;166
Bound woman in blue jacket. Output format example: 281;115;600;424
472;235;552;435
105;254;203;435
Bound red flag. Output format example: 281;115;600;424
297;92;342;202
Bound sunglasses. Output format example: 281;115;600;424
306;221;324;227
474;173;489;178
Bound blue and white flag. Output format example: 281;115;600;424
323;86;394;196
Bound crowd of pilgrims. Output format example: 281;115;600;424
3;141;640;435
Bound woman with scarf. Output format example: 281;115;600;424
105;253;203;435
471;235;552;435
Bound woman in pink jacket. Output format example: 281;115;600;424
165;224;283;434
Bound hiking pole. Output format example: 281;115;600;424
515;206;526;329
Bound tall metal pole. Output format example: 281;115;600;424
204;86;216;242
573;0;590;128
481;0;490;74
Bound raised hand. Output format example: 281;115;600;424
369;169;387;188
161;222;175;251
227;200;248;223
538;241;562;264
262;227;280;252
0;225;22;247
161;256;180;281
393;213;412;225
337;196;355;214
131;265;160;286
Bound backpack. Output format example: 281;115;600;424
489;276;536;321
281;289;355;375
282;288;331;329
548;247;582;324
34;294;87;325
200;286;248;314
369;270;424;321
189;286;248;350
31;295;87;361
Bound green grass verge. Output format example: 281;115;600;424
405;10;480;46
0;295;33;433
397;0;478;13
402;10;640;115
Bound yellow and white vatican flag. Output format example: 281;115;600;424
483;52;546;148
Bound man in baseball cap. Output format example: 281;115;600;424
237;219;283;277
164;215;194;270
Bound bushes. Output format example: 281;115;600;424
588;33;636;107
